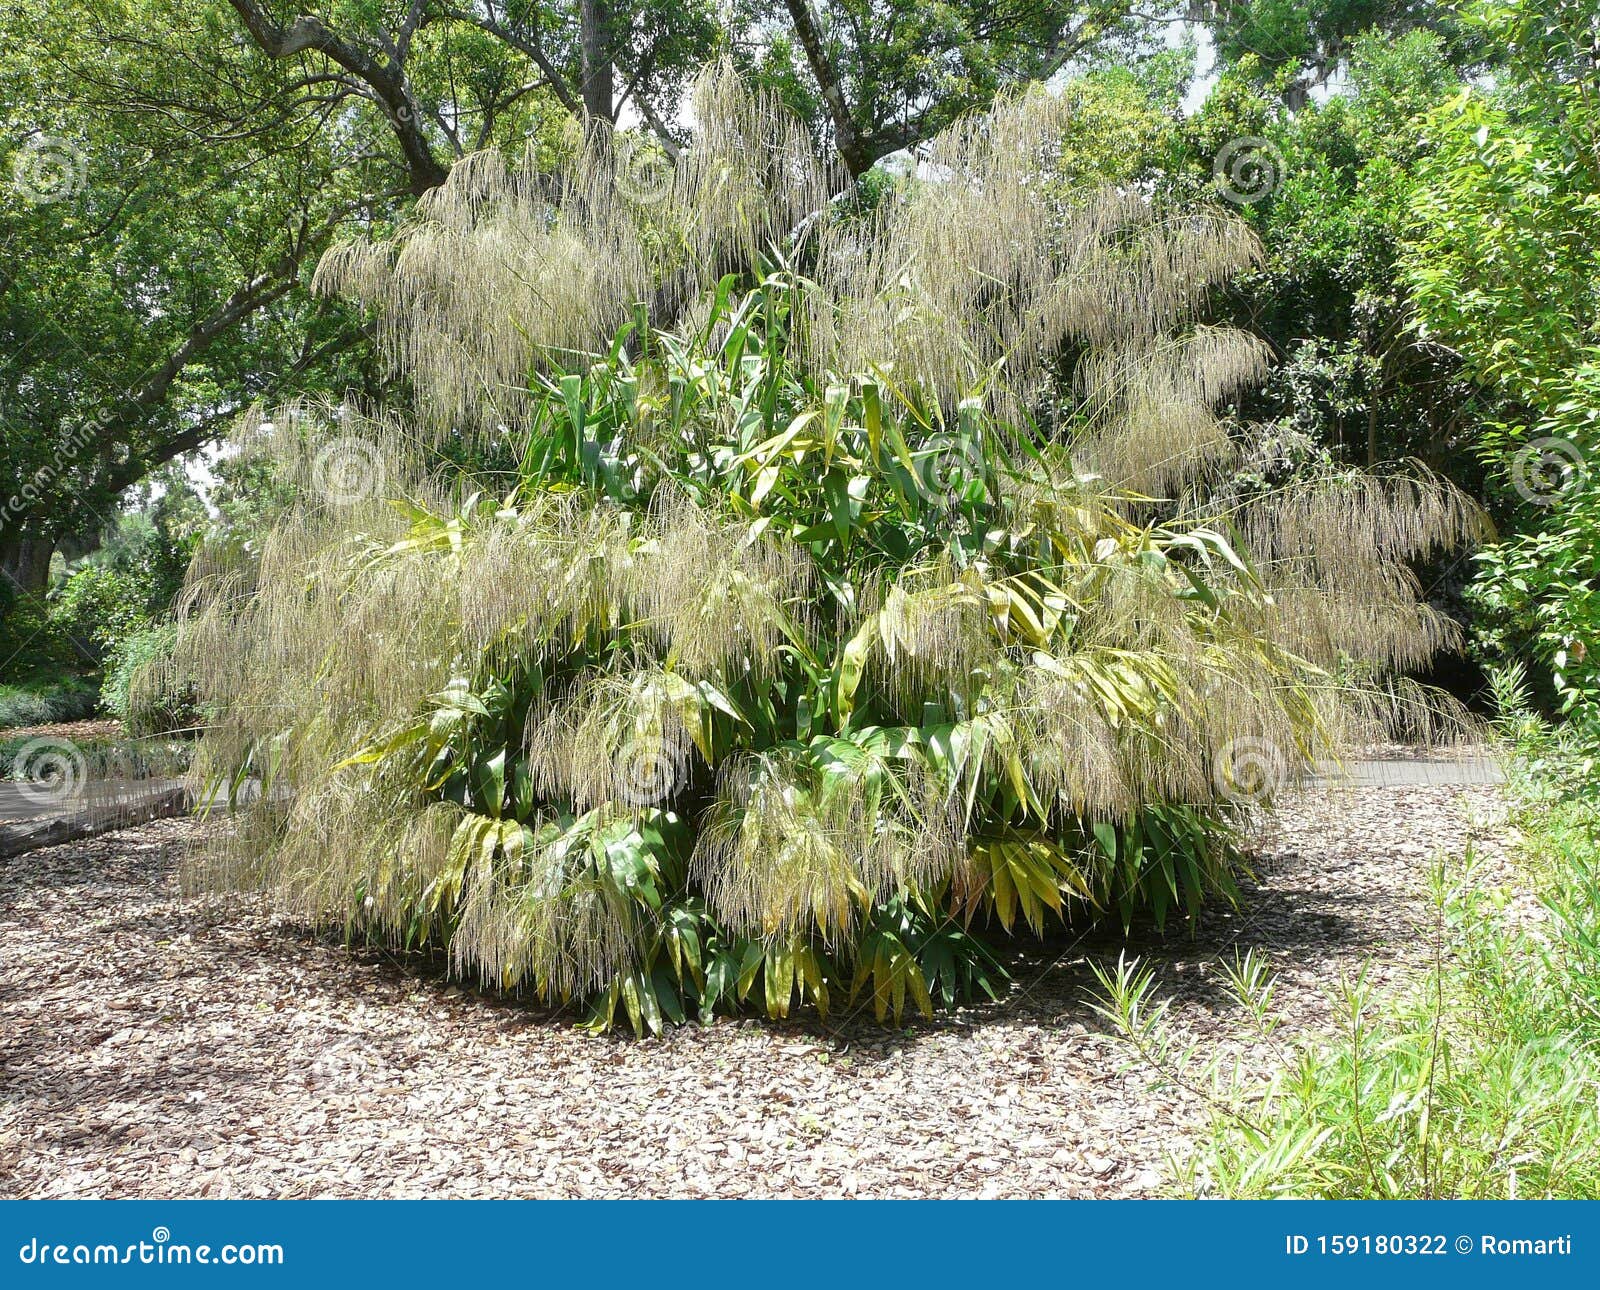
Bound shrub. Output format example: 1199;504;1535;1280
1468;503;1600;750
0;686;54;730
51;562;147;660
176;66;1483;1033
0;600;85;679
100;622;197;736
1097;685;1600;1198
50;511;197;663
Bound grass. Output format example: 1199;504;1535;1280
0;677;101;731
1094;753;1600;1198
0;729;192;785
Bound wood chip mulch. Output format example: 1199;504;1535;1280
0;719;125;744
0;776;1511;1198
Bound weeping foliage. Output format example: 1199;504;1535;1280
178;65;1486;1034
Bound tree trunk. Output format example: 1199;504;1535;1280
581;0;615;123
781;0;872;178
0;531;54;601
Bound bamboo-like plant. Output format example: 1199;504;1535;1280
173;64;1487;1033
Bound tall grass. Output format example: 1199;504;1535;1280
0;679;100;731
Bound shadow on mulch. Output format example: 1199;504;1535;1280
5;817;1383;1062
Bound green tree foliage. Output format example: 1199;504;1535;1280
1198;0;1480;92
0;0;388;612
173;68;1481;1032
50;474;203;653
1403;0;1600;728
1189;34;1478;471
1;0;1170;621
741;0;1157;176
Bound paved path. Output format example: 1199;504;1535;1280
1316;753;1505;787
0;778;189;825
3;752;1501;845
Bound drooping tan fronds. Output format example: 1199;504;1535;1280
524;661;702;813
805;103;1260;427
625;487;815;682
691;746;959;943
315;60;840;434
313;60;1260;487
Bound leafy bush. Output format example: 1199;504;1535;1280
1404;1;1600;745
50;511;196;662
1099;680;1600;1198
100;622;197;736
0;687;56;731
0;600;86;680
51;562;149;659
1469;512;1600;738
176;67;1481;1033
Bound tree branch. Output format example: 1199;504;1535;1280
225;0;448;194
441;4;581;116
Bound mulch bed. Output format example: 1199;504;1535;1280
0;719;125;745
0;778;1511;1198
